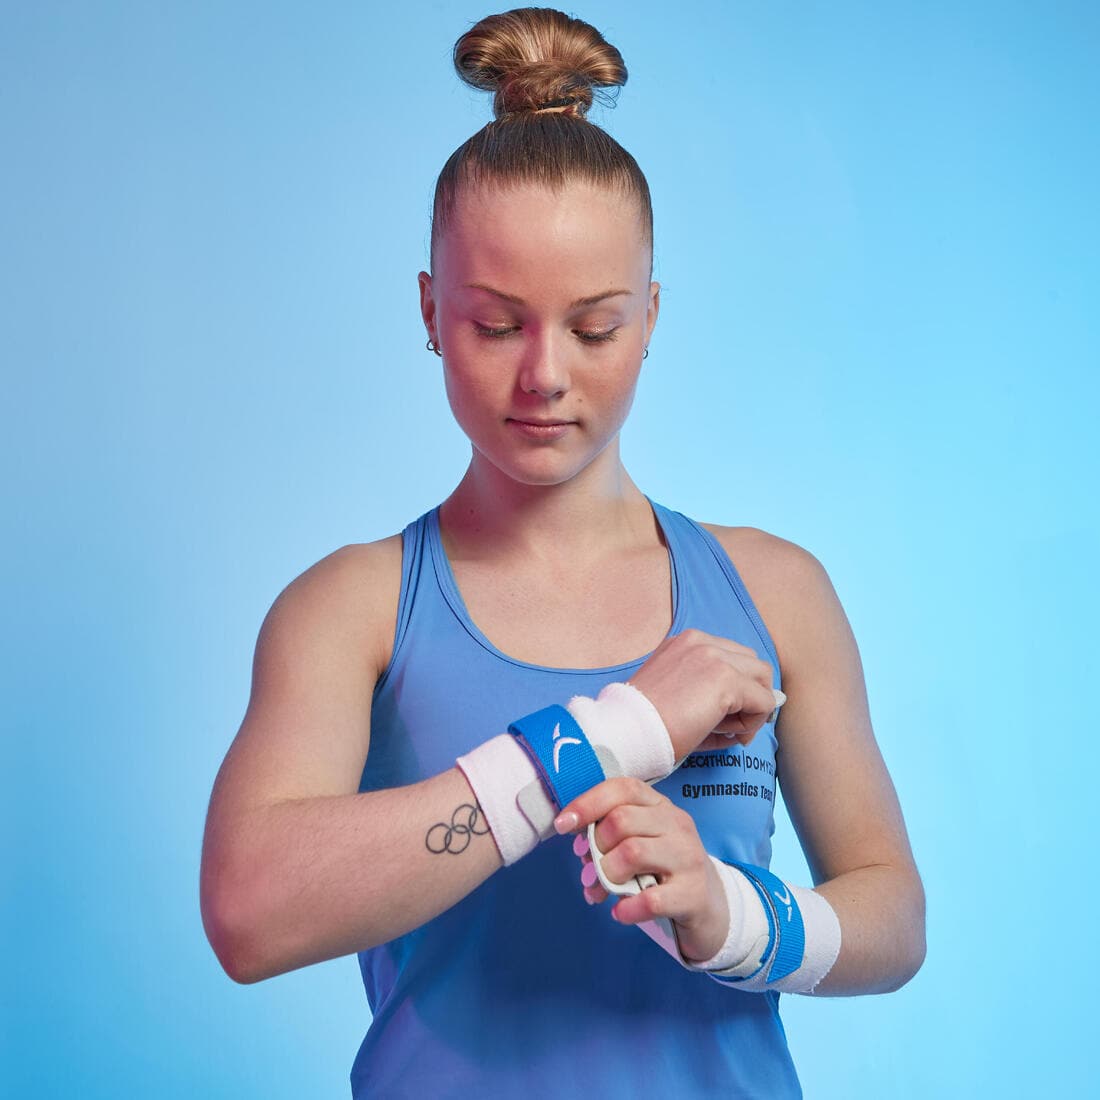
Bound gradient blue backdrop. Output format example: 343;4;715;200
4;2;1097;1096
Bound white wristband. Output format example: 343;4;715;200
455;682;675;866
683;857;772;973
684;859;842;994
566;681;676;783
455;733;544;866
628;857;841;995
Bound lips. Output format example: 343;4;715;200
506;418;575;440
507;418;574;426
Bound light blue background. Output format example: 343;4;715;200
4;2;1097;1096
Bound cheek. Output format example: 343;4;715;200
442;360;499;419
591;357;642;406
442;367;474;413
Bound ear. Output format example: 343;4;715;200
645;281;660;347
418;271;437;343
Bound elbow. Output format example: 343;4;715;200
225;947;270;987
882;928;926;993
884;876;928;993
903;900;928;986
201;872;270;985
213;926;267;986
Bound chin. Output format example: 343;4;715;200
474;445;592;488
500;461;585;488
459;418;620;487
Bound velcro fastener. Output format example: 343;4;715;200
508;704;606;811
731;862;806;982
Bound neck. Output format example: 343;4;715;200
438;442;657;565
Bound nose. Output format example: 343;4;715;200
517;332;570;398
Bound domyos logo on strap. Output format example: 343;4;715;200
773;885;793;923
552;722;582;773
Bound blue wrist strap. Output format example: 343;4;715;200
735;861;806;982
507;704;606;812
710;861;806;985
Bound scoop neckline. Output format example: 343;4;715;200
427;495;686;676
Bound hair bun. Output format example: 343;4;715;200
453;7;627;119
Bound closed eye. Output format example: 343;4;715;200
473;324;620;343
474;323;518;339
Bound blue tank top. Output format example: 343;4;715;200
351;497;800;1098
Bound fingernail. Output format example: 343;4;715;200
581;862;599;889
572;833;590;857
554;811;578;834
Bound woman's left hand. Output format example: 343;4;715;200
555;777;729;963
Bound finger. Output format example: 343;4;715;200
686;634;776;695
675;629;760;661
610;884;675;926
554;775;662;834
696;731;743;753
597;834;682;888
583;882;608;905
592;800;669;855
716;688;785;745
698;723;766;751
580;860;602;890
710;678;783;737
575;848;609;904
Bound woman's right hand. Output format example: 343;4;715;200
627;628;779;760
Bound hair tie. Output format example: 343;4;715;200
531;97;583;115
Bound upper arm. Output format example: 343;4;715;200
712;527;919;886
201;537;402;894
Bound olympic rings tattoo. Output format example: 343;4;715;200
425;802;490;855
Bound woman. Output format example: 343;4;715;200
200;8;926;1096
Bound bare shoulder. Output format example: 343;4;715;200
212;532;404;815
275;533;404;683
696;521;834;676
696;520;821;580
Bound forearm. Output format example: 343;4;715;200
806;862;926;995
611;850;924;997
209;767;502;984
206;682;680;985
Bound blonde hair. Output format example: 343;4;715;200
430;7;653;265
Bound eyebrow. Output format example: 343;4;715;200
463;283;633;310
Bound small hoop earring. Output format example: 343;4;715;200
426;338;442;357
643;346;649;360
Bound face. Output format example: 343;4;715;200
419;179;659;489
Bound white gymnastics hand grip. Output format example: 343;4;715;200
768;688;786;726
586;819;680;952
586;820;656;897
